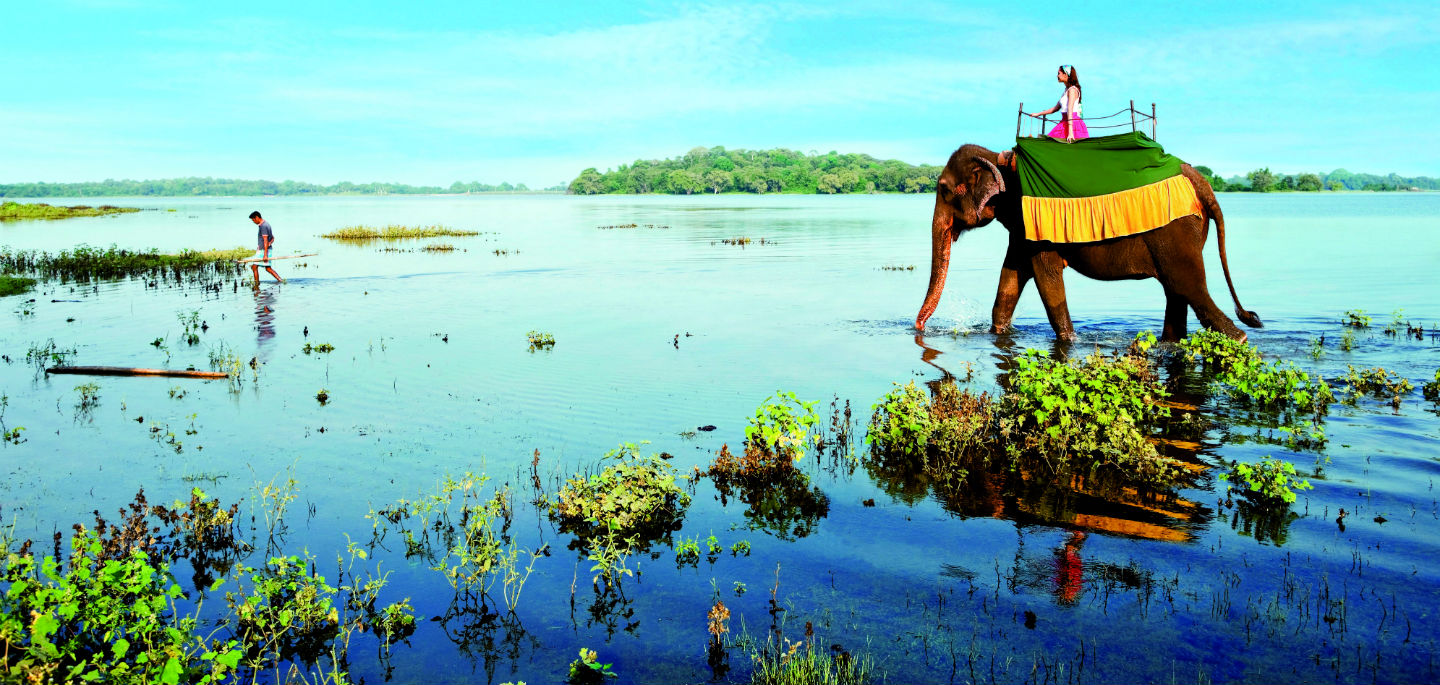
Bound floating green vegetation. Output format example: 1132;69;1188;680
177;309;203;345
74;382;100;411
1339;365;1414;408
551;442;691;558
567;647;618;684
315;388;330;404
0;275;36;297
422;243;457;252
1220;457;1312;508
1342;309;1371;328
0;245;250;282
0;201;140;221
1339;328;1358;351
1176;330;1334;413
1;394;24;445
302;342;335;354
1424;369;1440;402
868;339;1186;495
878;264;916;271
527;330;555;351
319;224;480;241
596;222;669;230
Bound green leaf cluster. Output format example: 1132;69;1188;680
0;529;243;684
1423;369;1440;402
1177;330;1334;414
1219;457;1313;507
567;647;618;684
551;443;691;552
744;391;821;462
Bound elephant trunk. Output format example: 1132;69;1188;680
915;197;954;330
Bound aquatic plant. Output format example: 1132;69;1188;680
878;264;915;271
316;388;330;404
730;540;752;556
422;243;457;252
1424;369;1440;402
1342;309;1371;328
1308;335;1325;361
1339;365;1414;407
177;310;202;345
0;244;248;283
0;395;21;445
319;224;480;241
745;632;875;685
226;554;342;669
74;382;100;410
675;536;702;567
566;647;618;684
746;391;821;462
0;275;35;297
526;331;555;351
1381;309;1406;337
1177;330;1333;413
708;444;831;540
0;528;245;685
25;339;76;370
551;442;691;554
0;201;140;221
302;342;335;354
1220;457;1313;508
1339;328;1358;351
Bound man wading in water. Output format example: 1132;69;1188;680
248;211;284;285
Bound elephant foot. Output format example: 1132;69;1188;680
989;322;1012;335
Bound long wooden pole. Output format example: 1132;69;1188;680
47;366;229;379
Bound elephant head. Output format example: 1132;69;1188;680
915;145;1008;330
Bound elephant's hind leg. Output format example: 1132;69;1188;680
1161;285;1189;341
1149;228;1245;341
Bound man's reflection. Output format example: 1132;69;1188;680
253;286;276;363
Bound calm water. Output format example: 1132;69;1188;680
2;193;1438;683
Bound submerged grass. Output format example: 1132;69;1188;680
0;245;250;282
0;201;140;221
320;225;480;241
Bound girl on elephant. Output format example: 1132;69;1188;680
1030;65;1087;142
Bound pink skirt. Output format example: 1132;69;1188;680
1048;118;1089;140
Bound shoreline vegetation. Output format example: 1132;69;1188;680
1;202;140;221
0;245;251;281
0;179;565;198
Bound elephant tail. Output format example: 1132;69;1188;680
1189;166;1262;328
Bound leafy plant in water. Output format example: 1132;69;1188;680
674;536;701;567
74;382;100;410
0;528;246;684
567;647;618;684
177;310;202;345
1342;309;1371;328
745;391;820;461
315;388;330;404
1424;369;1440;402
526;330;555;351
1339;365;1414;408
302;342;335;354
1178;330;1334;413
226;554;342;669
1219;457;1313;508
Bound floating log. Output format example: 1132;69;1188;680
46;366;228;379
237;253;319;264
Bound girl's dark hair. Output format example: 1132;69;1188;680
1061;66;1081;102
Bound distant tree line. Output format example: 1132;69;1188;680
1195;167;1439;193
0;177;556;198
568;146;943;195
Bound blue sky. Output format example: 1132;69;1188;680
4;0;1437;186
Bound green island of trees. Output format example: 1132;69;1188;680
568;146;1435;196
1195;167;1438;192
0;202;141;221
568;146;943;195
0;178;564;198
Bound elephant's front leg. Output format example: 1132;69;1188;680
1030;251;1076;340
990;242;1033;334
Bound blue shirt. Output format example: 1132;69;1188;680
257;220;275;250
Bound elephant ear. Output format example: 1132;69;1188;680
972;157;1006;223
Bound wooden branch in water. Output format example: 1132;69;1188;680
46;366;228;379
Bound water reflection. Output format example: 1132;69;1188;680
253;285;277;362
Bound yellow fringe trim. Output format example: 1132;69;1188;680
1021;174;1202;243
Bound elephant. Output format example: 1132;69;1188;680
914;144;1261;342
